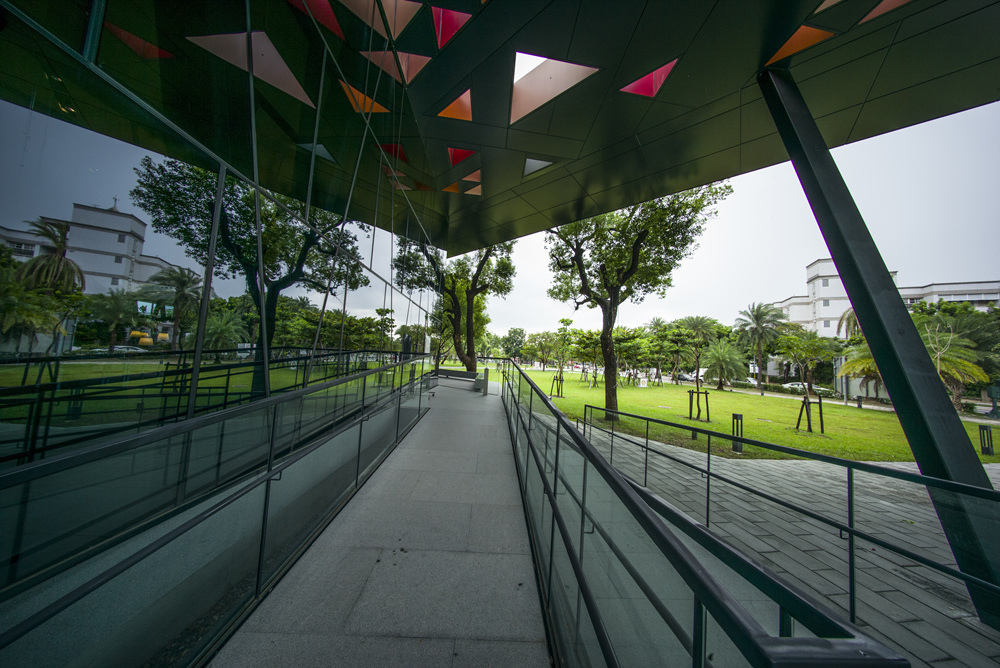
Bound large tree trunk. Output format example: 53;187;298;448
463;289;478;373
757;341;765;395
600;308;618;418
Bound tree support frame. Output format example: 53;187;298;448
758;67;999;628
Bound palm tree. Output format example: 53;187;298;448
141;267;203;349
15;219;85;294
838;343;885;399
916;314;990;410
837;306;861;339
703;339;746;390
87;289;137;352
204;310;249;362
735;302;786;395
0;264;60;352
676;315;718;418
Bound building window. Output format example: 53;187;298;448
7;242;35;257
823;320;830;328
114;256;123;264
822;299;830;307
111;277;120;286
117;233;126;243
822;278;829;287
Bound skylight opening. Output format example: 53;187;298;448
513;52;546;83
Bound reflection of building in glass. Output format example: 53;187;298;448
1;203;186;295
773;258;1000;334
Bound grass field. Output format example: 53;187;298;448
521;369;999;465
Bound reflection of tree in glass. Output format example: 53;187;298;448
130;156;369;354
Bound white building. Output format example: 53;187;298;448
773;259;999;335
1;202;184;295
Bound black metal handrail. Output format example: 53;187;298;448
502;360;906;666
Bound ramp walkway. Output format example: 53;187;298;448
212;378;548;666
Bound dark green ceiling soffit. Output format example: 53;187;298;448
1;0;998;255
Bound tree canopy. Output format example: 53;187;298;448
546;183;731;414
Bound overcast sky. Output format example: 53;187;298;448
2;98;998;333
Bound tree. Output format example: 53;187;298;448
500;327;526;359
776;328;841;397
547;183;731;414
87;289;139;352
676;315;719;417
525;331;556;370
837;306;861;339
393;240;515;372
140;266;204;350
703;338;747;390
15;219;86;294
838;342;885;399
131;157;369;360
204;309;249;360
915;313;990;410
734;302;787;394
0;263;61;353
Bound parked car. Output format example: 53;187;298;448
782;382;835;396
88;346;149;353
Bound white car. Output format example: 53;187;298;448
782;382;834;396
90;346;149;353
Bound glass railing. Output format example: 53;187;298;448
0;355;431;666
499;360;907;667
0;349;404;467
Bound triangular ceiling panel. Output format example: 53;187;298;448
413;180;434;191
465;184;482;196
188;32;314;107
448;147;476;166
443;181;461;192
462;169;481;182
298;142;337;162
286;0;345;39
523;158;552;176
339;80;389;113
510;53;599;124
813;0;844;13
861;0;915;23
431;7;471;48
360;50;431;83
765;25;835;66
620;59;677;98
341;0;421;39
439;89;472;120
390;179;412;190
379;143;408;163
105;22;174;58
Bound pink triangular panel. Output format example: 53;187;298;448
187;32;314;107
448;148;476;166
511;55;598;124
813;0;844;13
432;7;471;48
390;180;412;190
105;21;173;58
620;59;676;98
462;169;481;183
361;50;431;83
380;143;408;163
860;0;915;23
341;0;421;39
286;0;345;39
382;164;405;177
465;184;482;196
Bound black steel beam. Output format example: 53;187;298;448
758;67;1000;629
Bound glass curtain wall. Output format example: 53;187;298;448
0;0;439;457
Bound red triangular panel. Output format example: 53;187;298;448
379;143;408;162
448;148;476;166
105;21;173;58
286;0;345;40
620;59;677;98
432;7;471;49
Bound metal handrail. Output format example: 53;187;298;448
504;360;907;666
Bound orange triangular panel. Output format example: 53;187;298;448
439;89;472;120
448;148;476;166
510;55;598;124
339;80;389;113
413;180;434;191
462;169;481;182
765;26;835;66
443;182;461;193
465;184;482;196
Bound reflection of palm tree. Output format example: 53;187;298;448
703;339;746;390
0;264;59;352
15;219;85;293
88;289;137;352
142;267;203;349
735;302;786;395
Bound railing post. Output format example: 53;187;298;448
692;597;706;668
644;420;650;488
609;411;615;466
848;467;856;623
705;435;712;528
779;607;794;637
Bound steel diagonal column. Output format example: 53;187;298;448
758;67;1000;628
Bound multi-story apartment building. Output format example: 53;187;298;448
773;258;999;335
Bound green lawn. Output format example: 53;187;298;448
523;369;999;465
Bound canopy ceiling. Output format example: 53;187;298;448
1;0;998;254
